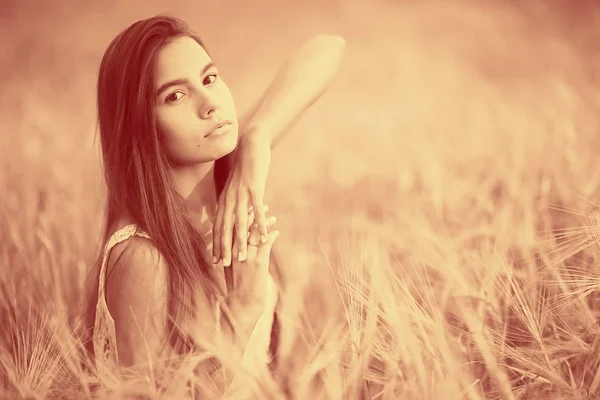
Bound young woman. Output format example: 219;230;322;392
80;13;345;394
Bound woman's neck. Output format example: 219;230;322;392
115;161;219;234
172;161;218;223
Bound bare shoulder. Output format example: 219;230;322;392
105;236;168;329
107;236;166;289
104;236;170;366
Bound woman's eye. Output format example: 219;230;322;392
203;73;218;85
166;91;184;103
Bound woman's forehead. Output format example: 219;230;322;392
154;36;212;83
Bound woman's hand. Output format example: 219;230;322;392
213;34;345;268
213;134;272;267
224;207;279;311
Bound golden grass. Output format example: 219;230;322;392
2;0;600;398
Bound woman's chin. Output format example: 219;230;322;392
207;131;238;160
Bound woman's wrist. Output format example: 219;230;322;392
224;293;265;333
241;122;273;148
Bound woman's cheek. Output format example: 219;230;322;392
160;112;188;139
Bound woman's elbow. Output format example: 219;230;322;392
311;34;346;51
308;34;346;71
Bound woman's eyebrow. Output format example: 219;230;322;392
156;78;188;97
155;61;216;97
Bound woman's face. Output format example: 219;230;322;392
154;36;239;165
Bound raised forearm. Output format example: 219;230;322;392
222;295;264;349
242;34;346;147
182;298;261;388
198;294;264;368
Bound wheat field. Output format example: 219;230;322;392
2;0;600;399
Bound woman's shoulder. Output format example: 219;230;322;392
102;233;168;366
104;227;168;323
106;236;166;289
106;220;160;275
105;217;164;295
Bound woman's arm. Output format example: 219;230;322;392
105;238;263;389
237;34;346;149
105;239;169;375
212;34;346;266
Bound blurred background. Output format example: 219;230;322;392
2;0;598;255
2;0;600;398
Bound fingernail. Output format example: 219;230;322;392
238;251;244;262
223;257;230;267
261;235;267;244
212;256;218;264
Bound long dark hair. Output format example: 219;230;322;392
82;14;231;358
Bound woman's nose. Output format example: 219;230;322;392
197;95;220;119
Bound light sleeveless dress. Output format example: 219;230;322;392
92;223;279;396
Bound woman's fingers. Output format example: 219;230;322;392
227;213;275;269
247;216;276;250
212;196;226;264
245;205;268;235
255;230;280;272
250;200;268;245
235;192;250;262
220;189;238;267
